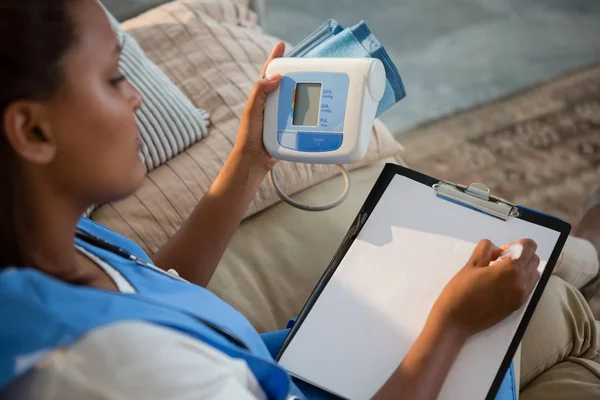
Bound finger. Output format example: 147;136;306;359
518;253;539;281
515;238;538;266
260;42;286;78
488;254;513;270
524;255;541;286
500;242;513;251
490;244;508;263
524;254;541;274
499;241;525;256
493;249;539;273
514;253;540;298
524;259;541;297
468;239;502;267
245;75;282;118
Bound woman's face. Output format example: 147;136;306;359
38;0;145;205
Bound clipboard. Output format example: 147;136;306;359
275;163;571;400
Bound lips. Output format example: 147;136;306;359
135;135;143;150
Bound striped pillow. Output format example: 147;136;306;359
106;9;210;171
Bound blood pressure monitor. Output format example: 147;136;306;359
263;58;386;164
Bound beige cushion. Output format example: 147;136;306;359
90;0;404;255
207;160;395;333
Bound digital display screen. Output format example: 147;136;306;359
292;82;322;126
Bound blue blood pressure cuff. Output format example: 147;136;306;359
287;19;406;117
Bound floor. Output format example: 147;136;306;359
265;0;600;135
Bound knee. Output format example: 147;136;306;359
535;275;593;330
529;275;584;334
554;237;600;289
539;276;578;310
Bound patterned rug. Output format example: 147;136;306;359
399;64;600;230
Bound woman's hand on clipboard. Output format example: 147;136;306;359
430;238;541;338
374;239;540;400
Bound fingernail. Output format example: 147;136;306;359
268;74;281;82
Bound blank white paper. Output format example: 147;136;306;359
279;175;561;400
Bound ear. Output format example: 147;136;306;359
2;101;57;165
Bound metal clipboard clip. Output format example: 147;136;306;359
433;181;520;221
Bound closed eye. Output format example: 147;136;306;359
110;74;127;86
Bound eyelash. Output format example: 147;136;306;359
110;74;127;86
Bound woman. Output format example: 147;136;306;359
1;1;599;399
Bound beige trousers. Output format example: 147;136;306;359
519;236;600;399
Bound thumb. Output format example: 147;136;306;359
261;74;282;95
247;74;281;117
